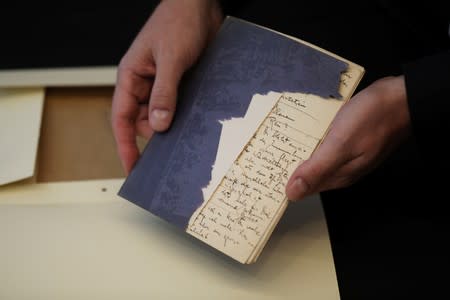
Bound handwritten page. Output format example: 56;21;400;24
188;91;341;263
188;61;363;264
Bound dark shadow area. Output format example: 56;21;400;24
0;3;159;69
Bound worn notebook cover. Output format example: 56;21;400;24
118;17;363;263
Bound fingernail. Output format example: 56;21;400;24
151;109;170;130
152;109;169;120
291;177;308;200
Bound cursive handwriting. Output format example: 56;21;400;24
188;93;326;259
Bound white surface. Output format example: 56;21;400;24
0;179;340;300
0;66;116;87
0;88;44;185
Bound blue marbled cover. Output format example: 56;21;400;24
118;17;347;229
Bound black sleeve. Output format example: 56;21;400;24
403;50;450;168
217;0;246;15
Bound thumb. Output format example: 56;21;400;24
148;56;184;132
286;138;347;201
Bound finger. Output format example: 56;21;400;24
148;55;184;132
313;167;357;193
315;150;382;193
112;88;139;174
136;105;153;139
315;175;354;193
286;136;350;201
112;70;152;173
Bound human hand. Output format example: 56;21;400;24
111;0;223;173
286;76;412;200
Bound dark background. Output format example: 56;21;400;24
0;3;158;69
1;1;448;299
